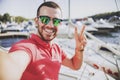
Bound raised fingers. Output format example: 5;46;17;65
74;27;79;42
79;25;85;38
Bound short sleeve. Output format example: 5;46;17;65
9;42;37;61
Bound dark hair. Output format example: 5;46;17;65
37;1;61;16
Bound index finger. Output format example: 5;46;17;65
79;25;86;37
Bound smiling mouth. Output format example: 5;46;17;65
44;28;56;35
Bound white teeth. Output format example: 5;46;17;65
44;28;54;33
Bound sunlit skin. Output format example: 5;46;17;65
75;25;86;50
62;25;86;70
35;6;62;42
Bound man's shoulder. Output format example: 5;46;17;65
10;38;36;50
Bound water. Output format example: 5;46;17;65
0;36;27;48
0;30;120;48
94;30;120;45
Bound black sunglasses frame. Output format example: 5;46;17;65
38;16;62;26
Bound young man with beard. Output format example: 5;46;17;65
0;1;86;80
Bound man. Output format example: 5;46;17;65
0;1;86;80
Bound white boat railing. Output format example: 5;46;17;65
85;31;120;56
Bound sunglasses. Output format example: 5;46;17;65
38;16;62;26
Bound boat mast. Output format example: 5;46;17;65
43;0;46;2
68;0;72;38
114;0;119;11
68;0;71;22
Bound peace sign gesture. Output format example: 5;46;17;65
74;25;86;52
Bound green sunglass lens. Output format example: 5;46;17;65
53;19;62;26
40;16;50;24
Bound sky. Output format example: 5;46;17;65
0;0;120;19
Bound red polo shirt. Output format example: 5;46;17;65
9;34;66;80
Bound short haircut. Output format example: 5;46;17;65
37;1;62;16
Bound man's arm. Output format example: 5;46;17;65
62;26;86;70
0;50;30;80
62;51;83;70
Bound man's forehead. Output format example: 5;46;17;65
39;6;62;18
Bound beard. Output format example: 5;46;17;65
38;25;57;42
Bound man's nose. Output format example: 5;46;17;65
47;20;54;28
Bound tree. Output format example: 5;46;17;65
2;13;11;23
0;15;2;21
15;16;28;24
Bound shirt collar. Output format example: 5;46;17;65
30;34;51;49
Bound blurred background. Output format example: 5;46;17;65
0;0;120;80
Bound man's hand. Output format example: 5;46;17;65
74;25;86;52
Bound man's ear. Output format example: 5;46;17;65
34;17;38;28
34;17;38;24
